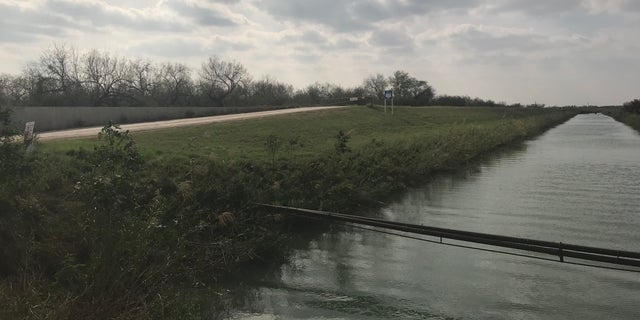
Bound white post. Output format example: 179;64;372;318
24;121;35;141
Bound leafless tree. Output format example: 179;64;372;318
126;59;156;104
20;62;57;105
82;50;130;106
39;44;81;98
247;76;293;106
154;62;193;106
199;56;249;107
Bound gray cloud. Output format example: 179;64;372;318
292;52;322;63
395;0;479;15
625;1;640;12
279;31;365;53
258;0;481;32
280;31;330;48
211;37;254;52
0;28;39;44
334;38;361;50
165;0;238;27
43;0;188;32
369;29;414;49
441;24;599;68
128;39;211;58
298;31;327;44
0;2;73;43
493;0;584;15
258;0;369;32
0;0;639;105
448;25;546;53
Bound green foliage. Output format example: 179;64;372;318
2;107;580;319
609;102;640;132
74;122;144;217
44;107;565;162
0;106;16;142
287;135;304;154
388;70;435;105
0;107;38;278
431;95;500;107
96;122;144;169
335;130;351;154
623;99;640;114
0;106;11;129
265;134;281;162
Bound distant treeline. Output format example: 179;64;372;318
1;44;525;108
623;99;640;114
614;99;640;132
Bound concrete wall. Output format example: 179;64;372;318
10;106;285;132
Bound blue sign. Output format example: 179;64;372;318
384;90;393;99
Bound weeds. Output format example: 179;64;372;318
335;130;351;154
265;134;281;163
0;107;580;319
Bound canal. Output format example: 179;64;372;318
231;113;640;319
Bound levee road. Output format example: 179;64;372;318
38;106;342;141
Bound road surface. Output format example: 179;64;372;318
38;106;342;141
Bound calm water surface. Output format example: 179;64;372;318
231;114;640;319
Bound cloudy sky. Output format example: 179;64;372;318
1;0;639;105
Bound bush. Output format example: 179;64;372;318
623;99;640;114
0;107;37;277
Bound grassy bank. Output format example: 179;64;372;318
611;111;640;132
1;106;579;319
46;106;570;161
602;102;640;132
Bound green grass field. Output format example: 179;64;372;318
43;106;556;162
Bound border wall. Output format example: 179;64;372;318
10;106;287;132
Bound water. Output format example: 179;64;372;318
231;114;640;319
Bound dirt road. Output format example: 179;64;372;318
38;106;342;141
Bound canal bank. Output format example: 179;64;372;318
0;107;580;319
230;113;640;319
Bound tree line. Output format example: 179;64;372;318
623;99;640;114
0;44;515;108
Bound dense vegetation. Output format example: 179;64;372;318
607;99;640;132
0;105;580;319
1;45;514;109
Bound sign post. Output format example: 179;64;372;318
24;121;36;153
384;90;394;114
24;121;35;141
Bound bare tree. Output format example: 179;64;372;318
20;62;57;105
199;56;249;107
154;62;193;106
248;76;293;106
82;50;130;106
126;59;156;105
39;44;81;99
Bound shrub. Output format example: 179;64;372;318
0;106;37;277
335;130;351;154
623;99;640;114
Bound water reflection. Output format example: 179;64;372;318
231;114;640;320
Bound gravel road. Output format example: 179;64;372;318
38;106;342;141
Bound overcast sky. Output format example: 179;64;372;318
1;0;639;105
